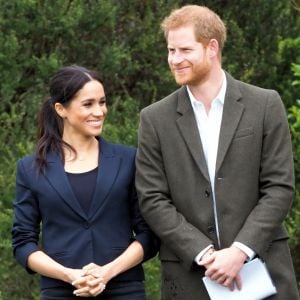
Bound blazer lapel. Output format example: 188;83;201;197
88;138;121;220
216;73;244;173
176;86;210;182
45;152;87;220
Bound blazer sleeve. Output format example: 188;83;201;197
235;90;295;256
136;108;213;269
129;155;160;262
11;158;40;273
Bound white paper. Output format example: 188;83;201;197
202;258;277;300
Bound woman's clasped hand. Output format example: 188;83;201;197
72;263;112;297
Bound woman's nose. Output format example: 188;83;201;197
93;105;105;116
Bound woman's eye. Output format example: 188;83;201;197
99;97;107;105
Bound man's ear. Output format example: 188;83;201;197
207;38;219;59
54;102;66;118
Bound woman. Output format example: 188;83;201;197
12;65;159;299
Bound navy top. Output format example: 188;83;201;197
66;167;98;215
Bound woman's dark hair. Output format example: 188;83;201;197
36;65;102;172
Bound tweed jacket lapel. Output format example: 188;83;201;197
176;86;210;182
216;72;244;174
175;73;244;181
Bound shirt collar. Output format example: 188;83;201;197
187;70;227;106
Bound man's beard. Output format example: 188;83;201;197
172;59;211;86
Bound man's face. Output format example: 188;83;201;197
167;25;211;86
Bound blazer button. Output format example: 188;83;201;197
208;226;215;234
205;190;210;197
83;221;90;229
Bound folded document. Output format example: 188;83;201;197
202;258;277;300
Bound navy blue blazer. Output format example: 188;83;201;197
12;137;159;289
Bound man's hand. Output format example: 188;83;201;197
199;246;247;290
199;247;215;269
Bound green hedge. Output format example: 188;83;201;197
1;1;299;298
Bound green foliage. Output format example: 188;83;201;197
292;62;300;85
144;257;161;300
0;0;300;298
103;96;140;147
215;0;300;107
0;209;39;299
277;38;300;106
0;101;35;207
287;63;300;288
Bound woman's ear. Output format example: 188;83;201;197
54;102;66;118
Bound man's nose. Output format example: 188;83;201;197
169;51;184;64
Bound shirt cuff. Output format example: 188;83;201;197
232;241;256;260
194;245;214;265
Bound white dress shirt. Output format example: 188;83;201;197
187;70;255;262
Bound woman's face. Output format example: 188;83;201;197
56;80;107;139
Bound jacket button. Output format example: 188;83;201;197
83;222;90;229
205;190;210;197
208;226;215;234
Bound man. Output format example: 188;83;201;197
135;5;299;300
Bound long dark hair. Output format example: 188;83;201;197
36;65;102;172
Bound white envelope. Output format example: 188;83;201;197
202;258;277;300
